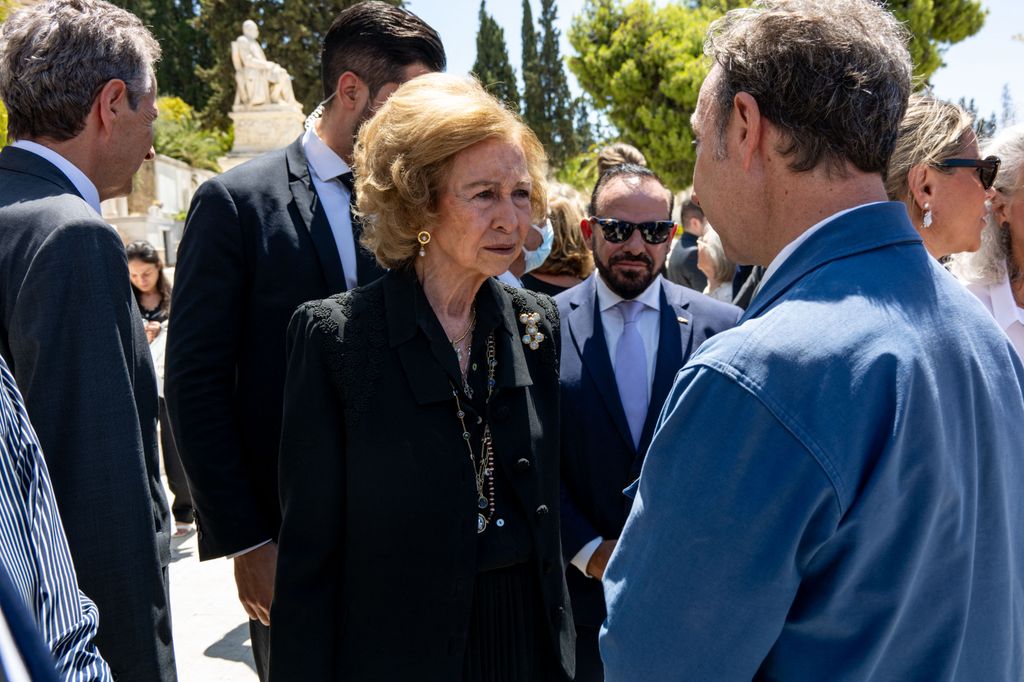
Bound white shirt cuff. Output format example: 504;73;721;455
570;536;604;578
226;539;271;559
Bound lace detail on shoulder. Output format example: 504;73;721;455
501;283;560;369
306;287;386;427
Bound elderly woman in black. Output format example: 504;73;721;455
269;73;574;681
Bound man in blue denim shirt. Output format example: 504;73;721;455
600;1;1024;680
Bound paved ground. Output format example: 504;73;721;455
167;492;258;680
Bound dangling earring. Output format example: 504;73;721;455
417;230;431;257
922;202;933;229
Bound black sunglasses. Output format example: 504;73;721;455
591;217;675;245
936;155;1001;190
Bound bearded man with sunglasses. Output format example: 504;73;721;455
554;163;740;682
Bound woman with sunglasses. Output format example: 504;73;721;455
885;94;998;259
953;124;1024;359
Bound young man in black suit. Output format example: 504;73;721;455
164;3;445;678
555;165;741;681
0;1;175;680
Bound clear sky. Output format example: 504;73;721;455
410;0;1023;132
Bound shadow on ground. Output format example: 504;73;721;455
204;623;256;672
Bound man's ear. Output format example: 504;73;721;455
335;71;365;112
580;218;592;241
95;79;129;135
732;91;762;172
907;164;933;213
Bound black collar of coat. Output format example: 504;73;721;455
384;269;533;405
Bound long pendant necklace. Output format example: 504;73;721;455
448;307;477;398
451;332;497;533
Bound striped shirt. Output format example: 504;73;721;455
0;356;112;681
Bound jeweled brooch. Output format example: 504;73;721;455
519;312;544;350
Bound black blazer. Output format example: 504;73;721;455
666;232;707;292
165;136;385;559
270;271;574;681
0;146;175;681
555;275;740;626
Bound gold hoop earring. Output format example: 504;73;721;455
417;230;431;257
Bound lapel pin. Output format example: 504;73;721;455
677;316;690;325
519;312;544;350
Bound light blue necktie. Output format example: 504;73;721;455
614;299;648;448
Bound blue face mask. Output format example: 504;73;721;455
522;221;554;275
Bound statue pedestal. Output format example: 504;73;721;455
221;106;305;170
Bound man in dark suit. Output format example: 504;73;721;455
164;4;445;678
556;164;740;681
0;2;175;680
666;196;709;292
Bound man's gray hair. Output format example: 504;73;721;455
952;124;1024;286
0;0;161;142
705;0;912;175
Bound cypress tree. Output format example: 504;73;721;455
521;0;545;138
471;1;521;113
537;0;578;167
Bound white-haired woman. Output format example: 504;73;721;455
696;225;736;302
953;124;1024;359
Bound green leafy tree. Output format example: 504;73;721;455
0;0;11;147
521;0;544;136
569;0;987;189
197;0;402;130
472;1;520;113
154;96;232;171
113;0;213;110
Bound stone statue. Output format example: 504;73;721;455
231;20;299;109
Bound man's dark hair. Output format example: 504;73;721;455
321;1;446;100
679;198;704;224
590;163;674;219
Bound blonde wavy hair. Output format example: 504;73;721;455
884;93;975;205
533;182;594;279
354;73;548;270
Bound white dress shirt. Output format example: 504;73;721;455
302;125;359;291
10;140;101;214
571;273;663;578
966;277;1024;360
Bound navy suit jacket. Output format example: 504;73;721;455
555;275;740;626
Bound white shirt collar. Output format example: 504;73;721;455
595;272;662;313
302;125;351;182
759;201;888;290
988;276;1024;333
11;139;101;214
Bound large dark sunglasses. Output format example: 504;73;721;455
591;217;675;245
936;155;1001;190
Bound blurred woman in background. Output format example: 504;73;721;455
521;182;593;296
696;226;735;302
127;240;193;536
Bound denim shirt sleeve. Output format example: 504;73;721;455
600;364;840;681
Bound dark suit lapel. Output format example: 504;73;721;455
285;139;347;294
635;283;692;460
567;278;635;453
0;146;85;200
352;212;386;286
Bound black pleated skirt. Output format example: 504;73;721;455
462;562;554;682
